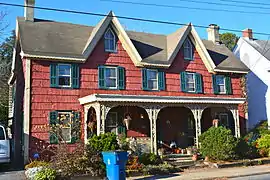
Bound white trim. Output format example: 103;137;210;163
20;51;85;62
79;94;246;105
23;58;31;164
103;66;118;89
214;68;249;74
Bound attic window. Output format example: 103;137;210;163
183;38;193;60
104;28;117;52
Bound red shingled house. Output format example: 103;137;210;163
9;0;249;164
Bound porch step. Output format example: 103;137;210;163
163;154;195;168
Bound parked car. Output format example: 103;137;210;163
0;125;10;164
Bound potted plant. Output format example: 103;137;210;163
186;147;193;155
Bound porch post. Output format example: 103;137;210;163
191;105;203;148
144;105;161;154
100;103;111;134
94;103;101;135
230;106;240;138
84;106;90;143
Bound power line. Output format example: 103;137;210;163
178;0;270;10
0;2;270;36
219;0;270;6
100;0;270;15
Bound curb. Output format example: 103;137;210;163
204;158;270;169
201;170;270;180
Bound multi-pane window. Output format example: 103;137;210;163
216;75;226;94
184;38;193;60
58;64;71;87
58;112;72;143
186;73;195;92
105;67;117;88
50;64;79;88
147;70;158;90
181;72;202;93
106;112;118;134
98;66;125;90
104;28;117;52
142;69;165;91
217;113;229;127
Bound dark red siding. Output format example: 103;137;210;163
29;37;245;156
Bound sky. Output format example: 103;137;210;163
1;0;270;40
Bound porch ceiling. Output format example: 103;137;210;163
78;94;245;105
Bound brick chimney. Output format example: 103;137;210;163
207;24;220;44
242;28;253;39
24;0;35;21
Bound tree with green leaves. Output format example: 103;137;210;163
220;32;239;51
0;30;15;124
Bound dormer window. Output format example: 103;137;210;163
184;38;193;60
104;28;117;52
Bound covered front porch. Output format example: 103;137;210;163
79;94;245;154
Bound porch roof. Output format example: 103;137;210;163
78;94;245;105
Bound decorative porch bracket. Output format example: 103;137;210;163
100;103;112;134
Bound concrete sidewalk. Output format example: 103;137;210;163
128;164;270;180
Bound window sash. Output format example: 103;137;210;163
216;75;226;93
186;73;196;92
106;112;118;134
105;29;116;52
184;39;193;60
147;70;158;90
58;112;72;143
58;64;71;87
218;113;229;127
104;67;118;89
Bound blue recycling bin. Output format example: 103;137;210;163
102;151;128;180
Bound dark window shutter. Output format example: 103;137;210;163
118;67;125;90
180;72;187;92
225;76;232;95
98;66;105;89
142;69;148;90
71;64;80;89
158;71;165;91
212;75;218;94
195;73;203;93
71;111;81;144
50;64;58;88
49;111;58;144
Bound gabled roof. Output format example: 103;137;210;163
16;11;247;73
244;39;270;60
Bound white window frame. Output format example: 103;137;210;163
104;28;117;52
104;66;118;89
106;112;118;134
58;64;71;88
184;38;193;60
186;72;196;93
58;111;72;143
216;113;229;127
147;69;158;90
216;75;226;94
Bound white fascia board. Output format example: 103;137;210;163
190;25;216;72
79;94;245;105
214;68;249;74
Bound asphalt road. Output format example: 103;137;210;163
230;173;270;180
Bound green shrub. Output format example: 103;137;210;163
87;133;119;152
25;161;50;170
35;168;56;180
139;153;162;165
199;126;238;161
236;138;259;159
257;134;270;157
